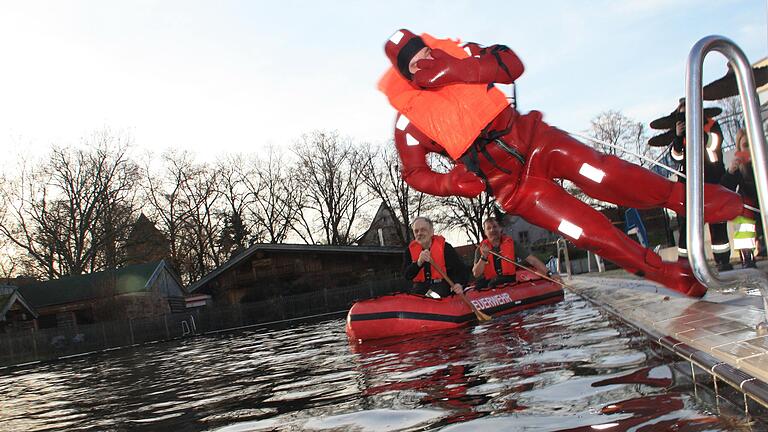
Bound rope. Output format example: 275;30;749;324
567;130;685;178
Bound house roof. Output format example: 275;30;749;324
355;202;404;243
188;243;403;293
0;285;38;321
17;261;176;308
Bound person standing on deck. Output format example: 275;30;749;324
721;129;762;268
473;216;560;288
402;217;470;298
379;29;744;297
667;100;733;271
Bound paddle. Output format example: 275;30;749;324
484;249;566;288
429;261;492;322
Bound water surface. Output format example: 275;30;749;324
1;293;762;431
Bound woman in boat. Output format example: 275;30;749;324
402;216;470;298
380;29;744;297
473;216;559;288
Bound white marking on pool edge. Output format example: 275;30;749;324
558;220;583;240
578;163;605;183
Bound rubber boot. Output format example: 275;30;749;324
715;252;733;272
741;250;757;269
642;249;707;298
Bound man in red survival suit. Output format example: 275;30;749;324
380;29;743;297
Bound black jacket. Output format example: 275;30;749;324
671;121;725;184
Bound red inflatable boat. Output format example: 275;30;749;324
346;270;564;342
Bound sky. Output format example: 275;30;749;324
0;0;766;162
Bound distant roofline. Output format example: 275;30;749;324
187;243;402;293
146;259;186;294
18;261;167;308
0;287;38;320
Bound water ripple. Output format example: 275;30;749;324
0;292;762;431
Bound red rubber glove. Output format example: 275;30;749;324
443;165;485;198
412;49;480;88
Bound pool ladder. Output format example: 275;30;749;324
685;36;768;334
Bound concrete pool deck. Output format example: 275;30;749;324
567;261;768;407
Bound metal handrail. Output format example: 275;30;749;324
556;237;572;281
587;251;605;273
685;35;768;331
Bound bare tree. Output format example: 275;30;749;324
292;131;374;245
0;181;19;279
216;155;254;255
589;110;652;166
716;96;744;151
578;110;661;209
180;161;224;280
360;141;437;245
143;150;203;282
437;193;496;244
242;148;303;244
0;130;139;278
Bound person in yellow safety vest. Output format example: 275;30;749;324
473;217;561;288
402;216;470;298
721;129;762;268
671;100;733;271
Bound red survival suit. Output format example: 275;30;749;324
380;29;743;297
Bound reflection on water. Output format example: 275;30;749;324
0;293;762;431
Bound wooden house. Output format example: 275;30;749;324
0;285;38;332
188;244;404;305
18;260;185;329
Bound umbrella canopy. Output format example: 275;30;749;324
703;65;768;100
649;107;722;130
648;130;675;147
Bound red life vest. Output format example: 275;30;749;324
409;235;447;282
481;236;516;279
378;33;509;161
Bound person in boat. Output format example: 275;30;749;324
472;216;560;288
667;100;733;271
402;216;469;298
721;129;762;268
379;29;744;297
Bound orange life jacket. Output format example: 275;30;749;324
481;236;516;279
378;33;510;161
409;235;447;282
